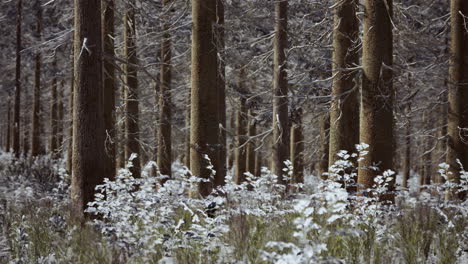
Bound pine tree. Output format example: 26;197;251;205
31;0;42;157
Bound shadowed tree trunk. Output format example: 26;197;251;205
124;0;141;177
358;0;394;201
402;104;411;190
185;91;190;168
290;108;304;184
446;0;468;200
31;0;42;157
71;0;106;220
191;0;220;197
103;0;116;179
57;81;64;152
6;97;11;152
227;112;235;170
317;112;330;179
271;0;289;186
158;0;173;180
328;0;359;168
234;94;247;184
66;45;74;174
13;0;22;158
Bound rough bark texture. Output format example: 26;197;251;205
215;0;226;188
190;0;219;197
66;46;74;173
124;0;141;177
446;0;468;200
358;0;395;200
103;0;116;179
6;98;11;152
13;0;22;158
234;96;247;184
329;0;359;167
57;81;64;151
31;0;42;157
271;0;289;186
290;108;304;184
317;112;330;179
71;0;106;221
185;91;190;168
158;0;173;180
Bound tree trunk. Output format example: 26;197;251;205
215;0;226;188
31;0;42;157
290;108;304;184
234;95;247;184
158;0;173;180
246;109;257;177
50;57;58;156
446;0;468;200
13;0;22;158
124;0;141;177
103;0;116;179
6;97;11;152
358;0;394;201
401;105;411;190
71;0;106;220
227;112;235;170
271;0;289;186
317;112;330;179
328;0;359;167
66;45;74;173
185;91;190;168
57;81;64;152
190;0;220;197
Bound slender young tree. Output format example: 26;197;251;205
71;0;106;220
184;92;190;169
158;0;173;180
191;0;220;197
50;57;58;155
103;0;116;178
358;0;394;200
446;0;468;200
31;0;42;157
6;96;11;152
317;112;330;179
124;0;141;177
328;0;359;168
246;108;257;177
271;0;289;186
57;81;64;151
401;104;411;189
12;0;22;158
66;45;74;173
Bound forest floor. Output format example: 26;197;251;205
0;151;467;264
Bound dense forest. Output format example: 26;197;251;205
0;0;467;263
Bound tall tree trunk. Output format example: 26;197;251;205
215;0;226;188
158;0;173;180
31;0;42;157
317;112;330;179
13;0;22;158
234;95;247;184
57;81;64;152
401;105;411;190
50;57;58;156
185;91;190;168
328;0;359;167
6;97;11;152
66;45;74;173
435;90;447;184
358;0;394;201
71;0;106;220
124;0;141;177
103;0;116;179
117;85;126;169
227;112;235;170
420;112;432;192
271;0;289;186
191;0;219;197
446;0;468;200
246;109;257;177
290;108;304;184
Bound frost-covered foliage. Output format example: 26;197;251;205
0;148;467;263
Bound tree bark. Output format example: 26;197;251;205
317;112;330;179
271;0;289;186
103;0;116;179
124;0;141;177
329;0;359;167
191;0;219;197
13;0;22;158
6;97;11;152
71;0;106;220
50;57;58;156
446;0;468;200
66;45;74;173
158;0;173;180
401;105;411;190
234;95;247;184
358;0;394;201
246;109;257;177
57;81;64;152
31;0;42;157
290;108;304;184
